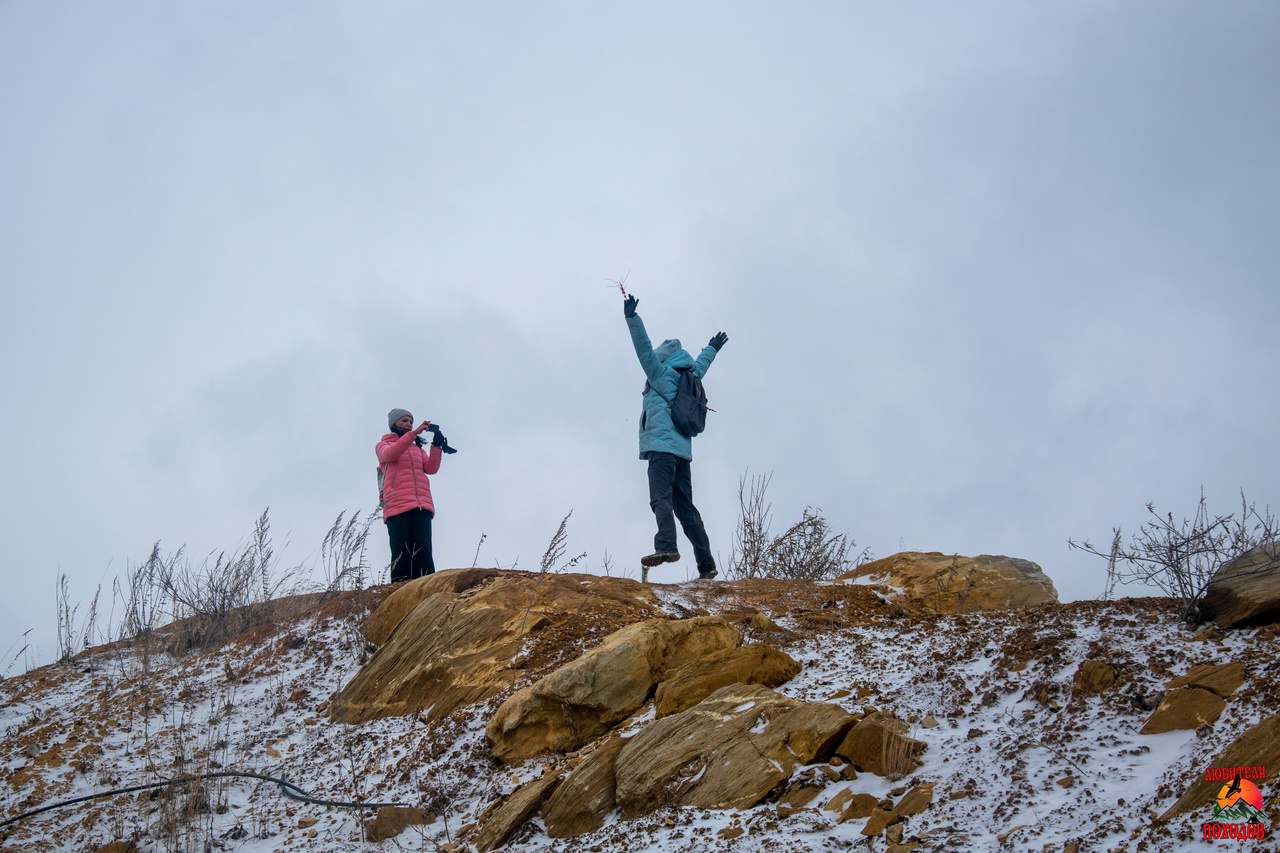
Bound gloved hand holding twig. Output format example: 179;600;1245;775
709;332;728;351
624;294;639;318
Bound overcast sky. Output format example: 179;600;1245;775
3;2;1278;667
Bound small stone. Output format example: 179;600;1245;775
297;816;318;828
861;807;898;837
893;783;935;817
921;715;940;729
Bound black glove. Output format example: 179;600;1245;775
709;332;728;351
623;295;639;318
428;425;458;454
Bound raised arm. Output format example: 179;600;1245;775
624;296;664;383
693;331;727;378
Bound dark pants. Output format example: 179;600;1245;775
386;508;435;582
647;451;715;575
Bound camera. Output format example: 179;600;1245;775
425;423;458;454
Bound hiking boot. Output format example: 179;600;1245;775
698;568;718;580
641;551;680;567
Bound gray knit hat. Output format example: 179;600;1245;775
388;408;413;430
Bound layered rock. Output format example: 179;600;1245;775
541;735;628;838
486;616;742;761
653;644;800;717
839;551;1058;614
1164;662;1246;698
329;569;662;724
1202;545;1280;628
614;684;855;817
473;770;562;853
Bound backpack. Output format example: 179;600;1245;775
654;367;710;437
376;465;386;517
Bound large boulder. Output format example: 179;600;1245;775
486;616;742;762
838;551;1058;614
654;644;801;717
329;570;662;724
614;684;855;817
1202;545;1280;628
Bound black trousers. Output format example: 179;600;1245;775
386;508;435;582
647;451;715;575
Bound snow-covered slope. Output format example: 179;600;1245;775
2;583;1277;852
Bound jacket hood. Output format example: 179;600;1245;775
654;338;681;363
664;348;696;369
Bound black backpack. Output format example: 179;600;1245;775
654;367;709;437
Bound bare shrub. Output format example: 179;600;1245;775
880;718;923;782
1069;488;1278;623
540;510;586;573
317;509;377;593
55;573;80;663
117;543;173;642
114;509;304;653
728;471;870;580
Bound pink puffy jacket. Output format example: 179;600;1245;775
377;431;443;520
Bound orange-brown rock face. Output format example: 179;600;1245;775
485;616;743;762
1139;686;1226;734
654;643;801;717
613;684;855;817
839;551;1058;614
1202;545;1280;628
328;569;662;724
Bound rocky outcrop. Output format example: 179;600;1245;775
838;551;1058;614
614;684;855;817
653;644;800;717
1139;687;1225;734
1202;545;1280;628
541;735;628;838
486;616;743;762
329;569;663;724
1160;712;1280;819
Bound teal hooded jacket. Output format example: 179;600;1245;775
626;314;718;461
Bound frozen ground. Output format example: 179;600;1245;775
2;583;1277;852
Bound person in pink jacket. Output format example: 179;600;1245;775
377;408;447;582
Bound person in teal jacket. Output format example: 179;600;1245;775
624;293;728;578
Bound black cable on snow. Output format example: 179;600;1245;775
0;770;411;830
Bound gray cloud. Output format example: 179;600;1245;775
3;2;1278;663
